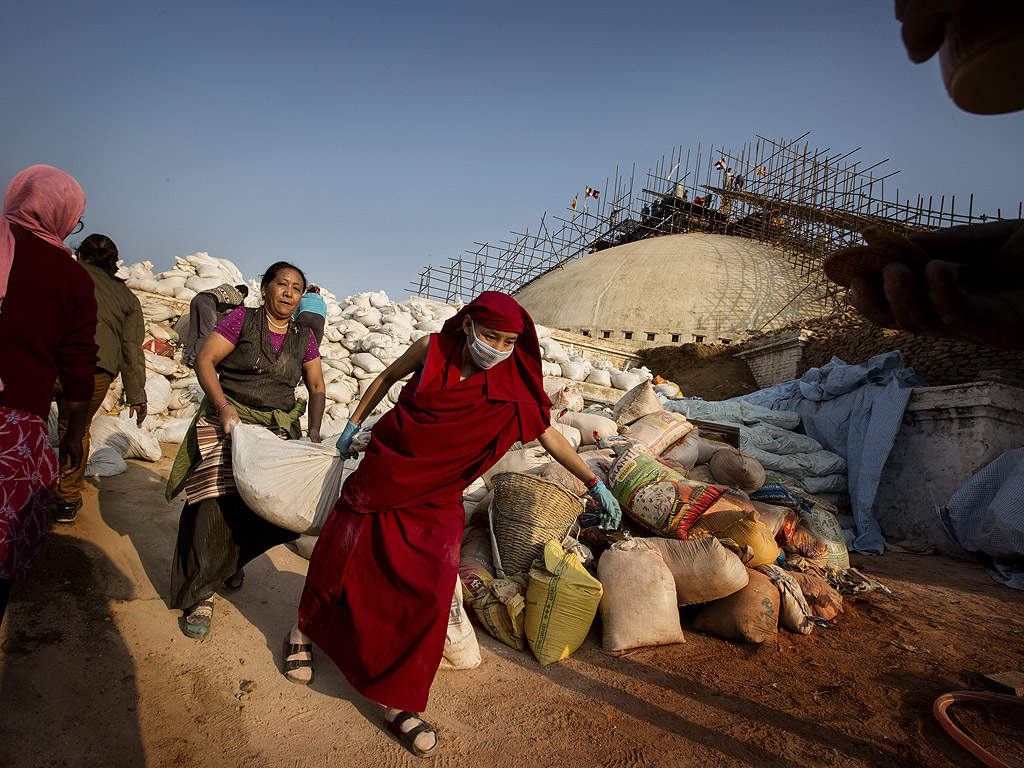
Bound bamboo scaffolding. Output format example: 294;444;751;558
410;134;1021;315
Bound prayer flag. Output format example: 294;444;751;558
571;194;578;210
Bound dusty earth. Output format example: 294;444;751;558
639;344;760;401
1;447;1023;768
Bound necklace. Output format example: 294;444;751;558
267;315;290;330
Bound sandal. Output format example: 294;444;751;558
54;499;83;524
183;599;214;639
386;711;439;758
283;636;314;685
223;568;245;590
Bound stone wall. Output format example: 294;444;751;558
739;310;1024;387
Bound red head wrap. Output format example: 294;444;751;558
440;291;550;408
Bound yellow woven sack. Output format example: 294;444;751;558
713;512;781;567
524;541;603;666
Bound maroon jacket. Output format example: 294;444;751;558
0;225;98;419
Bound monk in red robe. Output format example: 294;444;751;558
292;292;621;758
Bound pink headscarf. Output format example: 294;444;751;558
0;165;86;392
0;164;86;313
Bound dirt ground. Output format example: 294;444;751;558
639;344;760;401
1;447;1023;768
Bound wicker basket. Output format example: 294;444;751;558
489;471;585;576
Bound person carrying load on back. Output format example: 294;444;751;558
53;233;148;523
183;282;249;367
0;165;96;628
290;291;621;759
294;284;327;346
166;261;325;640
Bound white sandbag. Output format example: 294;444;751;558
155;417;193;444
440;579;482;670
415;320;443;333
351;352;386;374
610;372;642;391
85;446;127;477
539;338;569;364
88;415;162;462
662;429;700;470
585;369;611;388
325;381;356;404
184;275;226;293
140;303;177;322
143;350;178;376
231;424;346;535
145;375;172;414
559;361;586;381
534;324;552;339
556;411;617;445
174;286;197;300
170;375;199;390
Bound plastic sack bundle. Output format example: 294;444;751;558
524;541;603;666
607;440;726;539
755;564;815;635
439;580;482;670
231;424;345;535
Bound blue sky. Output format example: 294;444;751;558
2;1;1021;299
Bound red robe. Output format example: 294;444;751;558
299;325;549;711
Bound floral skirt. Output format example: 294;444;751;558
0;407;58;580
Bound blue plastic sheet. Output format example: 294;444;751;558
737;351;926;555
936;448;1024;591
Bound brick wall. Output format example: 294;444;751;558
742;311;1024;387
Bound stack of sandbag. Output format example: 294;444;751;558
666;397;848;508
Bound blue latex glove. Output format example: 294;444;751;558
586;479;622;530
335;420;360;459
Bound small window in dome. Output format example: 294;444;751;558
646;332;656;342
720;338;732;345
624;331;633;340
602;330;611;339
581;329;591;337
671;334;680;343
693;334;704;343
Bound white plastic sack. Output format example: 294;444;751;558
156;416;193;444
231;424;345;535
145;375;172;414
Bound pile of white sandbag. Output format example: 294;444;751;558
118;252;246;302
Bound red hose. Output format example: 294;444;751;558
932;691;1024;768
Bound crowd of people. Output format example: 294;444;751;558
0;167;621;758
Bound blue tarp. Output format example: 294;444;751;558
936;448;1024;590
736;351;926;555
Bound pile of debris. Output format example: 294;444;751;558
446;376;876;669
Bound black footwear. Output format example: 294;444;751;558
386;711;439;758
283;636;314;685
54;499;83;524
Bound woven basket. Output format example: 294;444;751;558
489;471;585;576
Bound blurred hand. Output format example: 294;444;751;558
848;220;1024;349
130;403;148;428
894;0;964;63
59;435;84;478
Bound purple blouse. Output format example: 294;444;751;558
213;306;320;363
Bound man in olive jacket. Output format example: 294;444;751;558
54;234;148;523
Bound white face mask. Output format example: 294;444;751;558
467;318;514;369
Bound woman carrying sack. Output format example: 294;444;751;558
166;261;325;639
292;291;621;759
